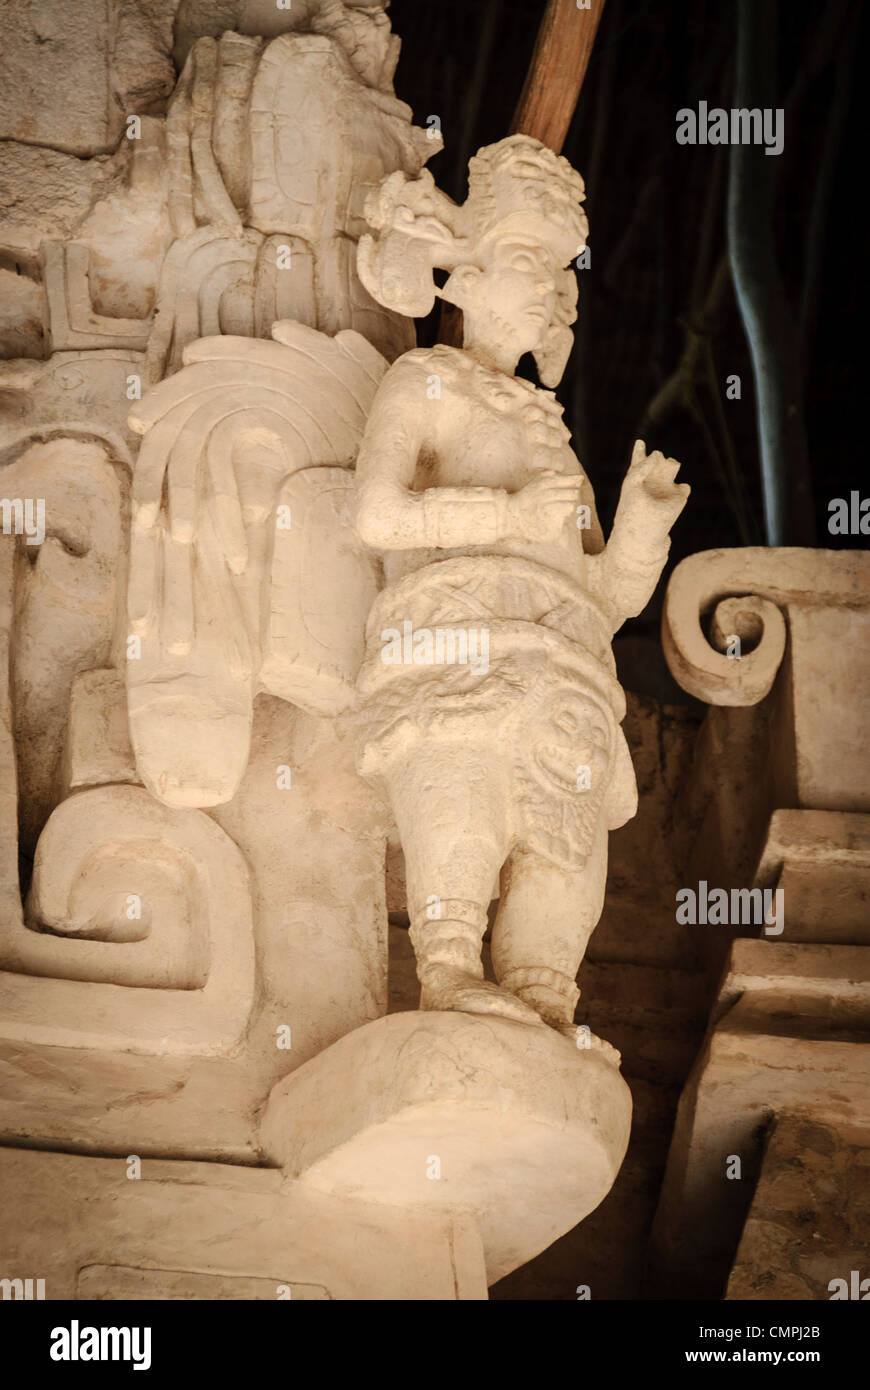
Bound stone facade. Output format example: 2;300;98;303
0;0;866;1303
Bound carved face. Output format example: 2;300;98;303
511;681;617;870
454;237;559;359
527;687;612;800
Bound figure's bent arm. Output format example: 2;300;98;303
355;360;511;551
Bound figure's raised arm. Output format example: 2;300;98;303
587;440;690;631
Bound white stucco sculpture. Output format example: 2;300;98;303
353;135;690;1032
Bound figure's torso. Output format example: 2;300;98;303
383;346;594;587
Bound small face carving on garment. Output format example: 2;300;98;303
512;679;615;870
527;687;612;801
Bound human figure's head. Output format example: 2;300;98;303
359;135;589;383
442;236;558;368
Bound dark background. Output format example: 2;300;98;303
389;0;865;600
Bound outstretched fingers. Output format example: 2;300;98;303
628;438;648;473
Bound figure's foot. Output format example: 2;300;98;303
512;981;576;1032
419;965;546;1026
511;981;622;1065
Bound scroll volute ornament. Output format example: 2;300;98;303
660;547;854;706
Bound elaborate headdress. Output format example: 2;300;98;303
357;135;589;385
466;137;588;260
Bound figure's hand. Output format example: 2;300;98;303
614;440;689;540
505;471;584;541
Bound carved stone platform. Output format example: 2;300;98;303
261;1011;632;1284
0;1147;486;1301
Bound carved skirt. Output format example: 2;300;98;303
355;556;637;870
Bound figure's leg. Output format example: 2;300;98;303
387;743;544;1025
491;825;609;1034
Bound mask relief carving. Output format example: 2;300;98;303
146;25;437;382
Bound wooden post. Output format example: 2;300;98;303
510;0;607;153
438;0;607;344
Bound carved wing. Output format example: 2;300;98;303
127;320;387;809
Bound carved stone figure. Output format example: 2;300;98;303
2;0;866;1308
353;135;690;1032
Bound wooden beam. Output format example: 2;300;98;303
438;0;606;345
510;0;607;153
